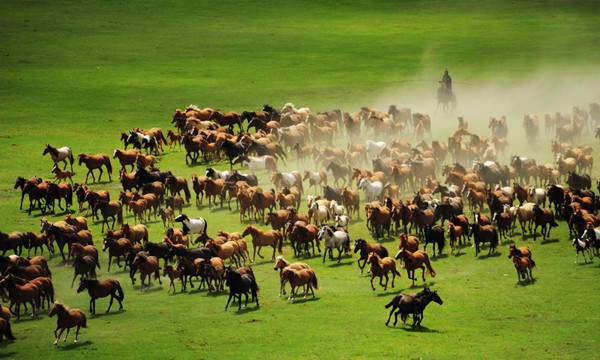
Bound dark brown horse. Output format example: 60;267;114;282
131;252;162;291
0;274;40;320
48;301;87;345
354;238;388;274
76;278;124;314
94;200;123;232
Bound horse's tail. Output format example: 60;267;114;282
115;280;125;302
117;207;124;225
3;320;16;340
82;313;89;328
550;219;559;228
48;279;55;302
158;130;168;146
400;313;409;324
277;231;283;254
393;265;402;278
66;185;73;206
423;253;436;277
381;246;389;258
530;258;537;268
183;183;191;203
312;273;319;290
68;150;74;167
438;235;446;254
104;155;113;175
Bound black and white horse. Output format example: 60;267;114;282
127;131;158;155
174;214;207;241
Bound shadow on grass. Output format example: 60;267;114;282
475;251;502;260
387;325;443;333
89;308;127;317
515;278;536;286
57;340;93;350
284;296;321;304
541;238;559;244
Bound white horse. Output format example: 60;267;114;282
358;178;384;203
281;103;311;122
318;225;350;264
205;167;230;181
365;140;386;158
234;155;277;175
527;187;546;207
304;171;327;192
310;202;329;225
43;144;74;171
329;200;345;219
335;215;350;230
174;214;207;240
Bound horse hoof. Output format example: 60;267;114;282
74;340;78;343
54;341;58;345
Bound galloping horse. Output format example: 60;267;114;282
43;144;74;171
354;238;388;274
241;225;283;262
224;267;259;311
394;248;436;286
384;287;443;328
48;301;87;345
174;214;207;239
318;225;351;264
76;278;124;314
280;267;318;301
366;252;401;291
78;153;113;183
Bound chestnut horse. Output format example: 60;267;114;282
112;148;139;173
366;252;401;291
78;153;113;183
280;267;318;301
131;252;162;291
48;301;87;345
242;225;283;262
0;274;40;320
354;238;388;274
76;278;124;314
394;248;436;286
273;256;309;297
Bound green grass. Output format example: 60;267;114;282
1;0;600;359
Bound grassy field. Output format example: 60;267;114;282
1;0;600;359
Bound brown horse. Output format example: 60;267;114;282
9;275;55;310
102;236;133;272
242;225;283;262
205;239;241;268
51;165;73;185
112;148;139;173
78;153;113;183
288;222;320;257
354;238;388;274
366;252;401;291
273;256;309;297
280;267;318;301
76;278;124;314
25;231;51;257
48;301;87;345
447;223;464;254
131;253;162;291
394;248;436;286
69;243;100;269
65;213;88;231
0;274;40;320
0;317;16;343
162;264;183;293
511;253;536;282
94;200;123;232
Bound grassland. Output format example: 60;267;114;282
1;0;600;359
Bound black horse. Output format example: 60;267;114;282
323;185;344;204
70;255;98;288
433;202;462;226
224;267;259;311
219;139;247;169
143;241;172;266
384;287;443;328
423;225;445;256
226;171;258;187
262;104;281;121
468;223;499;256
134;167;172;186
165;246;212;261
566;171;591;190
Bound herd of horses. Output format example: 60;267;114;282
4;100;600;345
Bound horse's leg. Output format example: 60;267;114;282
386;306;395;326
63;327;70;342
54;328;64;345
107;294;114;313
74;325;81;343
322;247;327;263
382;273;389;290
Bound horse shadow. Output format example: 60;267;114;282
516;278;536;286
541;238;559;245
286;296;321;304
475;251;502;260
58;340;93;350
389;325;442;333
433;253;448;260
91;309;126;317
134;285;164;293
451;251;466;257
230;305;261;314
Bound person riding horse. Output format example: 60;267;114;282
440;68;452;95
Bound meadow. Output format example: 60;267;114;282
1;0;599;359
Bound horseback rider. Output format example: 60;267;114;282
441;68;452;94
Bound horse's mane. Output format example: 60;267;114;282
53;300;69;310
187;104;201;111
